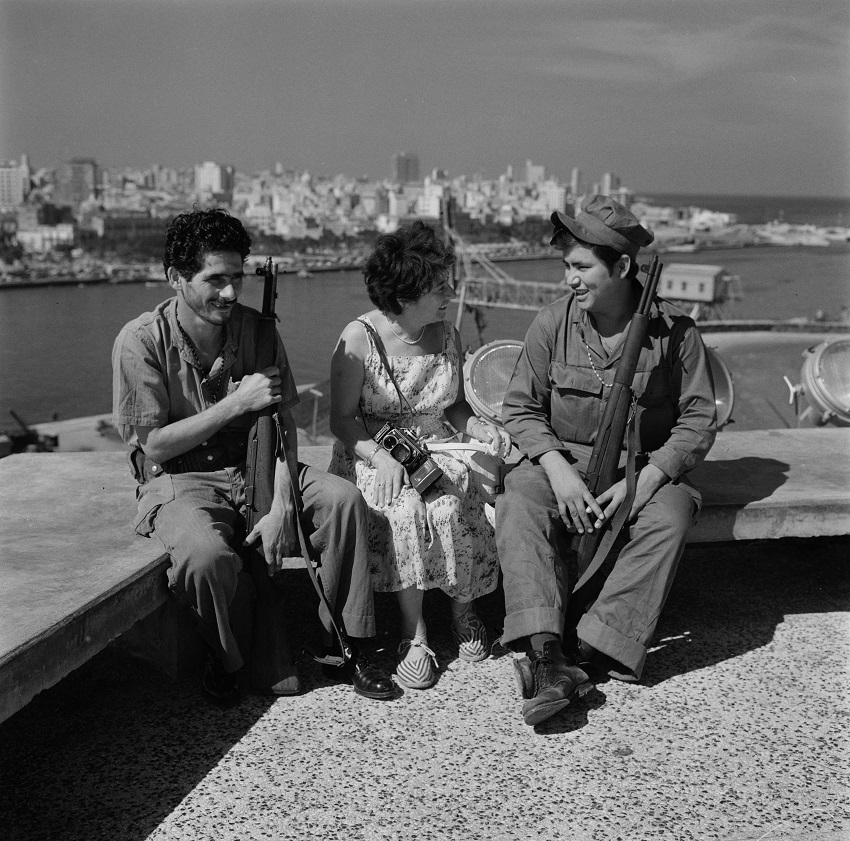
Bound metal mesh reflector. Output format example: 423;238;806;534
463;340;524;423
705;346;735;429
801;338;850;426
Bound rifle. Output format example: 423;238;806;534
572;256;663;593
243;259;351;693
242;256;299;693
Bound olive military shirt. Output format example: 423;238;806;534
112;297;299;448
502;292;717;481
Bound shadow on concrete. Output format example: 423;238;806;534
694;455;789;509
0;645;278;841
643;537;850;686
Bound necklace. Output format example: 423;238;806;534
177;317;226;403
386;318;426;346
581;336;613;389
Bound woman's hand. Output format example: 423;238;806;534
469;418;512;458
372;448;409;507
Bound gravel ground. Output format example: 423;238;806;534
1;538;848;841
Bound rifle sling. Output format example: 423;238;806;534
573;410;638;593
278;430;354;668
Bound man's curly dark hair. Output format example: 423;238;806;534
363;220;456;315
163;208;252;280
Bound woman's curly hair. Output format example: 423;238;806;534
163;208;252;280
364;220;456;314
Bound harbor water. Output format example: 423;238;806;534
1;244;848;426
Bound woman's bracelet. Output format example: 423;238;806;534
470;418;487;438
363;443;382;469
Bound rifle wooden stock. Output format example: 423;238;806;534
573;256;662;587
242;257;298;693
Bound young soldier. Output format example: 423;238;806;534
496;196;717;725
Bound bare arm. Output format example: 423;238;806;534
443;327;511;456
134;366;282;463
329;319;407;507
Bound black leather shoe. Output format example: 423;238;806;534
520;640;591;726
202;654;243;707
323;650;396;700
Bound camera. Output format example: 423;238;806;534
373;422;443;495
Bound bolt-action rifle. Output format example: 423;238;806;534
242;257;298;692
572;256;663;593
243;259;351;692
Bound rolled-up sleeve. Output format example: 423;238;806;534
648;319;717;480
502;308;570;461
112;326;169;441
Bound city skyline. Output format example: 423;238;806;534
1;0;848;198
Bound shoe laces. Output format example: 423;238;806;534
399;636;437;662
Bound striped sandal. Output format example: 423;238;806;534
395;637;438;689
451;611;489;663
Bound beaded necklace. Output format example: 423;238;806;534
177;316;226;403
581;335;613;389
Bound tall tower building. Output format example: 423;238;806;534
0;160;25;208
525;159;545;186
601;172;620;196
393;152;420;185
570;167;582;198
55;158;99;209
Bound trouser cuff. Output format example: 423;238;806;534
577;613;647;679
501;607;565;649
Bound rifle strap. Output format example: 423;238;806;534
279;436;354;668
573;409;638;593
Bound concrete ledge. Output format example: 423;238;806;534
1;429;848;724
689;428;850;542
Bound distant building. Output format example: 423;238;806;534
525;159;545;186
569;167;582;199
55;158;100;209
0;160;25;208
194;161;234;199
393;152;420;185
601;172;620;196
88;210;168;239
16;224;75;253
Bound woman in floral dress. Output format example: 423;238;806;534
329;221;511;689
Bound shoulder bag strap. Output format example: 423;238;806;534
356;317;416;419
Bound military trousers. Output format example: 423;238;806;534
495;459;700;680
135;462;375;673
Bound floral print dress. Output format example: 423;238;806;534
328;315;498;600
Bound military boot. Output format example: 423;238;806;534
516;640;592;726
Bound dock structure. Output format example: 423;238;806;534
448;228;563;327
447;227;745;325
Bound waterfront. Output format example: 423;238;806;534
1;244;848;427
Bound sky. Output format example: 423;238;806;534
1;0;848;197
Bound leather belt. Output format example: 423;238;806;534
131;427;250;483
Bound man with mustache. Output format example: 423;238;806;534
112;208;393;705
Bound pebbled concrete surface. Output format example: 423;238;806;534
1;538;848;841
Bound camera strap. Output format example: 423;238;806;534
357;317;417;421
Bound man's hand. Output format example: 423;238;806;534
539;451;605;535
591;463;669;528
243;502;299;574
232;366;282;413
